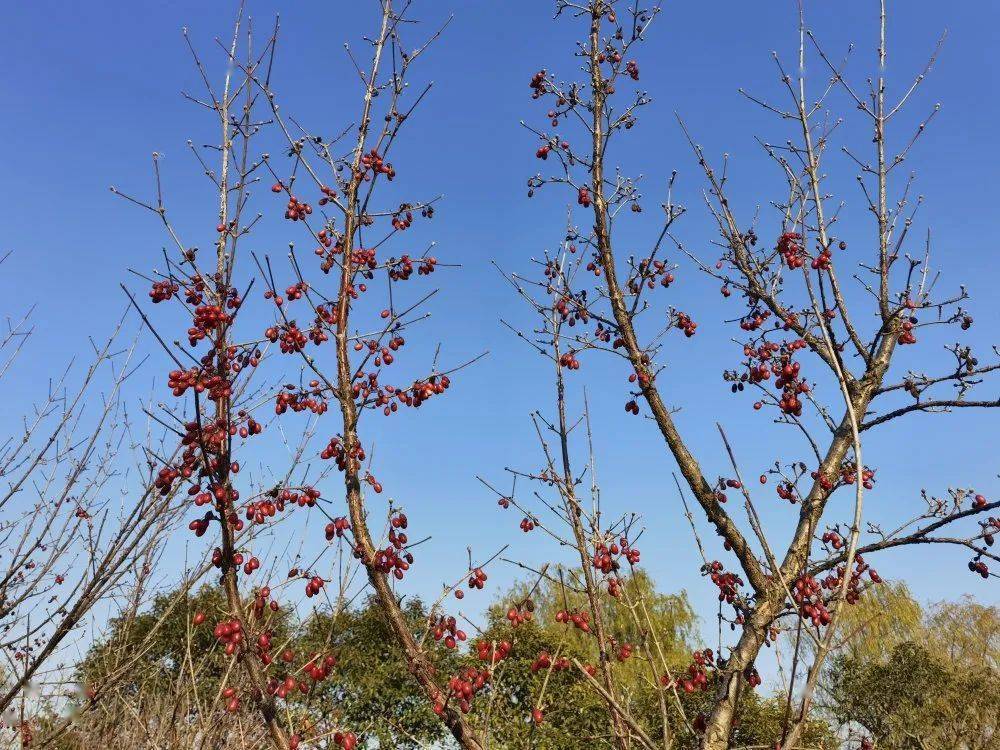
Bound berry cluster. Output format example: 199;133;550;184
530;650;570;673
664;649;715;693
554;608;591;633
704;561;744;604
430;614;467;650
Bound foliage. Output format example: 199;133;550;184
467;571;833;749
75;585;455;749
827;641;999;750
299;598;460;749
820;580;922;664
79;584;254;700
824;596;1000;749
469;615;614;748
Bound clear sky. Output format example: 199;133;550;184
1;0;997;669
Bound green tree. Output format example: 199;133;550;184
298;597;460;749
824;596;1000;749
467;570;833;749
79;583;262;703
922;596;999;671
827;641;999;750
831;580;923;663
74;585;455;749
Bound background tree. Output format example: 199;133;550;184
300;598;460;749
821;593;999;749
826;641;998;750
812;580;922;663
463;573;832;749
65;586;457;750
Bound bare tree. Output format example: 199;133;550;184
113;7;312;747
240;1;494;746
117;3;495;749
508;1;999;748
0;267;187;745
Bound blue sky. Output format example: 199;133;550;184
1;0;997;668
